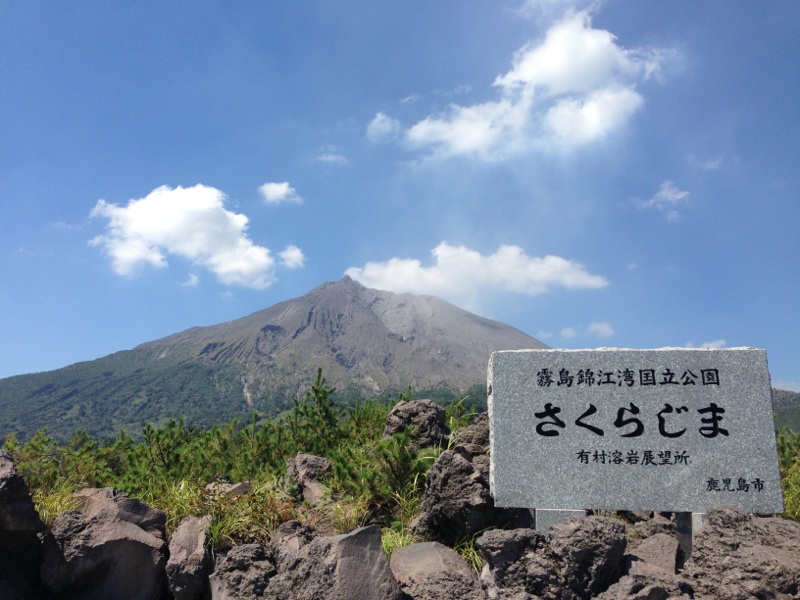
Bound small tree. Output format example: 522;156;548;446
289;368;342;456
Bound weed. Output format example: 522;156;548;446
454;533;486;574
381;525;417;559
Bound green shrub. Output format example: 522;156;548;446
783;460;800;521
8;374;798;551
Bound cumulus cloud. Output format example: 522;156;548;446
637;180;690;221
345;242;608;309
259;182;303;205
588;321;615;338
561;327;578;338
279;245;305;269
367;112;403;142
89;184;301;288
386;10;669;159
544;86;643;146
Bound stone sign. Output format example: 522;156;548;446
488;348;784;513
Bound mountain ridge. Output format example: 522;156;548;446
0;277;547;440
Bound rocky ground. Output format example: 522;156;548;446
2;402;799;599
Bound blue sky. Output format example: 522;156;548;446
2;1;799;391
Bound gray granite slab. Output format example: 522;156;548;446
488;348;783;513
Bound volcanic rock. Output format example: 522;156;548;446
383;399;450;450
40;487;168;600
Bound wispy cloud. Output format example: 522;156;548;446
367;112;402;142
50;221;83;231
316;152;348;165
685;339;727;349
588;321;615;338
181;273;200;287
515;0;595;20
557;321;615;340
702;155;724;171
259;181;303;205
90;184;303;288
372;10;671;160
346;242;608;310
636;180;690;221
687;153;725;171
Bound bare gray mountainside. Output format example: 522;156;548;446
141;276;545;394
0;277;546;440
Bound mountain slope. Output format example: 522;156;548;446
773;388;800;431
0;277;547;440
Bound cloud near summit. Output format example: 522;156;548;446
346;242;608;309
90;184;303;288
375;10;669;159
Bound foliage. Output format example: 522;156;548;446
381;525;417;559
5;375;800;552
445;394;479;433
783;461;800;522
288;368;343;456
777;427;800;477
0;338;489;443
778;427;800;521
2;372;452;548
454;532;486;574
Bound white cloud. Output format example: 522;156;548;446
181;273;200;287
516;0;594;20
544;86;643;146
588;321;615;338
637;180;690;220
407;98;529;159
536;330;555;340
494;13;646;95
51;221;82;231
688;153;725;171
703;155;724;171
393;10;669;159
316;153;348;164
89;184;296;288
259;182;303;205
346;242;608;309
561;327;578;338
367;112;403;142
685;339;727;349
279;245;305;269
